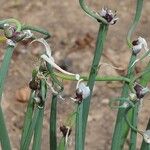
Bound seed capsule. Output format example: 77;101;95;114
60;125;72;137
29;80;40;90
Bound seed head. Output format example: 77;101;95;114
99;8;118;25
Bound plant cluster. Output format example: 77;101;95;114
0;0;150;150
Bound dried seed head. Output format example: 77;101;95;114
75;83;90;104
99;8;118;25
75;88;83;103
132;37;148;55
134;84;144;99
143;130;150;144
132;40;139;46
134;84;149;99
3;24;32;42
132;39;142;55
29;80;40;90
11;32;26;42
60;125;72;137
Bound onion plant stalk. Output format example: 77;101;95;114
75;23;108;150
111;0;144;149
0;45;15;150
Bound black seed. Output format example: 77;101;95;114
132;40;139;46
134;84;144;99
76;89;83;101
60;125;72;137
29;80;39;90
104;14;113;22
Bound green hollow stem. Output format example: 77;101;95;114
75;104;83;150
32;80;47;150
47;64;62;150
20;91;35;148
58;137;66;150
21;24;51;39
129;103;139;150
75;23;108;150
50;94;58;150
124;106;143;136
129;61;148;150
127;0;144;149
32;109;44;150
0;106;11;150
127;0;143;48
79;0;108;24
55;72;130;83
111;54;136;150
0;18;21;31
0;45;15;150
0;45;15;103
21;107;40;150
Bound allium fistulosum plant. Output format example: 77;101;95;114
0;0;150;150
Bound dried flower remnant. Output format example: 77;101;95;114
29;79;40;91
4;24;33;42
134;83;149;99
130;37;149;68
99;8;118;25
60;125;72;137
75;82;90;104
132;37;148;55
31;38;80;80
143;130;150;144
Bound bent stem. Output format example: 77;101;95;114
55;72;130;83
79;0;107;24
21;24;51;39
